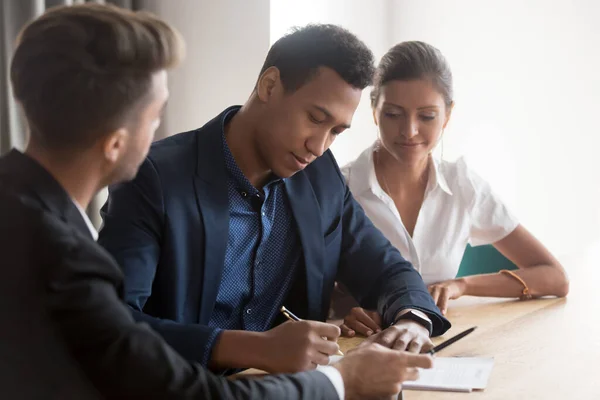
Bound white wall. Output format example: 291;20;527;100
272;0;600;256
145;0;271;138
270;0;390;167
152;0;599;257
389;0;600;256
90;0;271;227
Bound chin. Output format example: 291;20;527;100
123;165;142;182
395;149;429;162
108;165;139;186
274;168;296;179
272;164;299;179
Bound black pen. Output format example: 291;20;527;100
428;326;477;355
280;306;344;356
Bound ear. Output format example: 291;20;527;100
256;66;282;103
102;128;128;164
442;101;455;130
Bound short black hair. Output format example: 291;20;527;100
259;24;375;92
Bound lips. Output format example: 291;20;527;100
397;142;423;147
292;153;311;165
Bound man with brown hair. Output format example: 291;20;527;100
0;3;432;399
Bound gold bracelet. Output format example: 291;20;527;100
499;269;533;300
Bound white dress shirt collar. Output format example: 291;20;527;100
348;141;453;199
342;140;518;285
73;200;99;241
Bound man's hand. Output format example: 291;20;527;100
334;343;433;399
428;278;467;315
258;320;341;373
359;320;433;353
340;307;382;337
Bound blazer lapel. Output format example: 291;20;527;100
193;115;231;324
286;172;325;319
0;150;92;240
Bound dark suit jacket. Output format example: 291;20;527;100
99;106;451;365
0;150;338;400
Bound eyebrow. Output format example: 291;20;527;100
382;101;440;111
313;105;351;129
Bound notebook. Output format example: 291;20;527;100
402;357;494;392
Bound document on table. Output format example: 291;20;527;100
402;357;494;392
319;356;494;392
314;355;344;371
317;356;494;392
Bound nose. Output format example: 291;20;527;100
402;116;419;139
305;130;330;158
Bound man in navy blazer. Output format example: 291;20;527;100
99;24;451;374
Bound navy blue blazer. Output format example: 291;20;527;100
99;107;450;365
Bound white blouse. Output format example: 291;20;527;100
341;142;519;285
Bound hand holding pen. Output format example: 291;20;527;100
281;305;344;356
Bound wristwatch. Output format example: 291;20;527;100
392;309;433;336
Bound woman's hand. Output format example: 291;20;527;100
427;278;467;315
339;278;468;336
340;307;382;337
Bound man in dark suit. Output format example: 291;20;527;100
0;4;433;399
99;24;452;374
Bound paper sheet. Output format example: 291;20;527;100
318;356;493;392
402;357;494;392
315;355;344;371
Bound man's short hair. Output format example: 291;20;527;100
10;3;185;150
259;24;375;92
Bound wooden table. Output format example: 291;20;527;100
339;244;600;399
236;243;600;398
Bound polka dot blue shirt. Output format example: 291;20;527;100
207;109;300;348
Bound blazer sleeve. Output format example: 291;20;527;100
335;182;451;336
45;222;339;400
98;157;219;365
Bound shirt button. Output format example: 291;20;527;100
261;211;266;217
246;308;252;315
241;191;247;197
